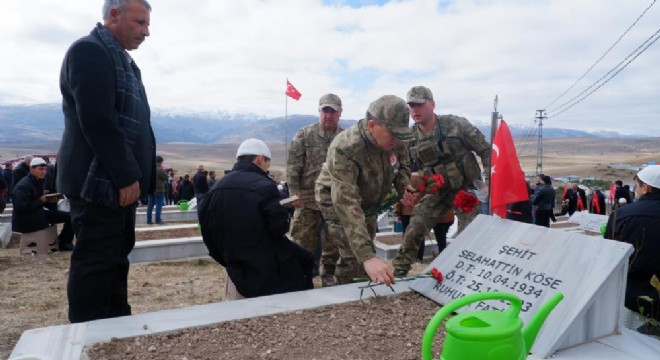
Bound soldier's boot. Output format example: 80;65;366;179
321;265;336;287
321;275;336;287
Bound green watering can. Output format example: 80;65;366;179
422;291;564;360
177;200;189;211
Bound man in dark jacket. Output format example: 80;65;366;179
177;174;195;201
56;0;155;323
12;158;73;245
532;175;555;227
605;166;660;321
192;165;209;200
198;138;314;300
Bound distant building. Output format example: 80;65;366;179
607;163;644;171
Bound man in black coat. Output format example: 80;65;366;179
12;158;73;246
198;138;314;299
56;0;155;323
605;166;660;321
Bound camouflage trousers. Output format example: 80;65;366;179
317;202;377;284
392;189;458;273
290;207;338;275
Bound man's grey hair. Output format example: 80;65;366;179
102;0;152;20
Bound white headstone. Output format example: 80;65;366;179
411;215;633;359
568;211;609;233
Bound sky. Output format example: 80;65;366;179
1;0;659;136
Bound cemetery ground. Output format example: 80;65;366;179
0;229;427;359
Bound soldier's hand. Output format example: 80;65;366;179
119;181;140;207
363;257;395;286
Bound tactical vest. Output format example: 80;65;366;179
409;115;482;190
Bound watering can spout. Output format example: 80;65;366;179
523;292;564;354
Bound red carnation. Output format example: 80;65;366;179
453;190;479;213
431;267;443;282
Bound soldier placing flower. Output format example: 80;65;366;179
315;95;414;286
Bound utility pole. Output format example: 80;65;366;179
535;109;547;176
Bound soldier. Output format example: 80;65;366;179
287;93;344;286
315;95;413;285
392;86;490;276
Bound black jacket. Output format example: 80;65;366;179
192;170;209;195
198;161;313;298
12;162;29;189
177;180;195;201
12;174;49;233
57;28;155;204
604;192;660;320
532;184;555;211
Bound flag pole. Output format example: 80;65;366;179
488;95;498;215
285;78;289;165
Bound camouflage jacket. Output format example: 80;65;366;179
316;119;411;263
287;122;343;207
409;114;490;190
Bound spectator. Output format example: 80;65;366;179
590;187;606;215
604;165;660;321
198;138;314;299
613;180;629;210
165;170;175;205
573;183;587;212
192;164;209;200
12;158;74;249
562;182;577;216
57;0;155;323
3;162;13;203
12;156;33;189
207;171;217;189
178;174;195;201
146;156;168;224
532;175;555;227
0;171;7;213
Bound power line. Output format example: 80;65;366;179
548;26;660;119
544;0;656;110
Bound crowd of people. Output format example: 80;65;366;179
1;0;655;330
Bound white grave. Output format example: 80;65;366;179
568;211;609;233
411;215;634;359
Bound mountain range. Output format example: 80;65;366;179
0;103;646;145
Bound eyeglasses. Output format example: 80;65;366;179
321;108;337;114
31;165;47;169
264;156;271;162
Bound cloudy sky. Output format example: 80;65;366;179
1;0;659;135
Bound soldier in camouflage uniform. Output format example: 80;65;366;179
315;95;413;285
392;86;491;276
287;93;344;285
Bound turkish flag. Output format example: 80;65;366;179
285;80;302;100
490;120;529;218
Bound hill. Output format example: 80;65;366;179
0;104;646;145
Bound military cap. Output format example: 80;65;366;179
406;86;433;104
368;95;412;141
319;93;342;112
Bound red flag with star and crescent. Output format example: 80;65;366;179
490;120;529;218
285;80;302;101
